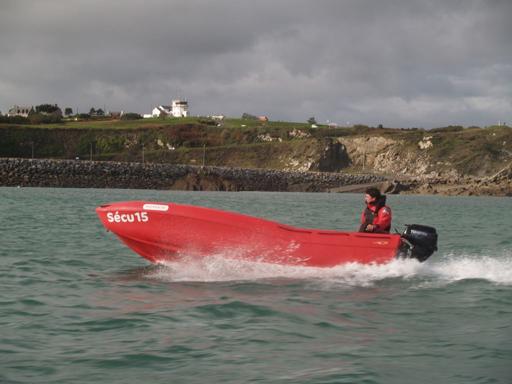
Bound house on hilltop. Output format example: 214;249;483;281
8;105;34;117
149;99;189;118
151;105;172;117
171;99;188;117
108;111;124;119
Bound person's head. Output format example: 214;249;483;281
364;187;382;205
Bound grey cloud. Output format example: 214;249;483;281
1;0;511;127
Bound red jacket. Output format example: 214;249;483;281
359;203;392;233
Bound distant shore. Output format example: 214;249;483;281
1;158;510;196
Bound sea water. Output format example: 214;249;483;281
1;187;511;384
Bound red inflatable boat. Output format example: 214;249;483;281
96;201;437;267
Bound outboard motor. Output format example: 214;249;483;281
398;224;438;262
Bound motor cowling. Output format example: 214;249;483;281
398;224;438;262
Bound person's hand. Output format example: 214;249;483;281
366;224;374;231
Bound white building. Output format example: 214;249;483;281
150;100;189;118
151;105;173;117
171;99;188;117
8;105;33;117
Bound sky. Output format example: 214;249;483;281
1;0;511;128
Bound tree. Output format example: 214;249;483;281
30;104;62;123
242;113;258;120
65;107;73;116
35;104;61;114
120;113;142;120
308;117;317;125
89;107;96;115
96;108;105;116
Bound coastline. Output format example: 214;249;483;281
1;158;510;196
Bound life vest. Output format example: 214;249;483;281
359;196;392;233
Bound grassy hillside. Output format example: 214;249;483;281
1;117;511;177
1;116;313;131
0;116;347;156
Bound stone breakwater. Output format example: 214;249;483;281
0;158;385;192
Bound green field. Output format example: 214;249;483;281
0;116;316;131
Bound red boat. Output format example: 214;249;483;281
96;201;437;267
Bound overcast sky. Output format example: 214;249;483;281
1;0;511;127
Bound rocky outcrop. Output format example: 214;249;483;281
336;136;437;177
316;139;351;172
383;169;512;197
0;158;385;192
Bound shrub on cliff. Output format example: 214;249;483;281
198;118;217;126
0;111;62;125
28;113;62;124
242;113;258;120
431;125;464;133
120;113;142;120
100;136;128;153
0;115;30;124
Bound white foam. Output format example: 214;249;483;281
143;250;512;287
143;253;419;286
419;253;512;285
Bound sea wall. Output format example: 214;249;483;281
0;158;385;192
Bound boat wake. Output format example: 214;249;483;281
419;252;512;286
142;250;512;287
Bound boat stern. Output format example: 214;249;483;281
397;224;438;262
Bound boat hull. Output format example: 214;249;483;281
96;201;404;267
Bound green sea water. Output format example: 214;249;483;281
1;187;511;384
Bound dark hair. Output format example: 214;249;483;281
365;187;382;199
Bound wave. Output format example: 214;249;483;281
420;252;512;285
143;251;512;287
